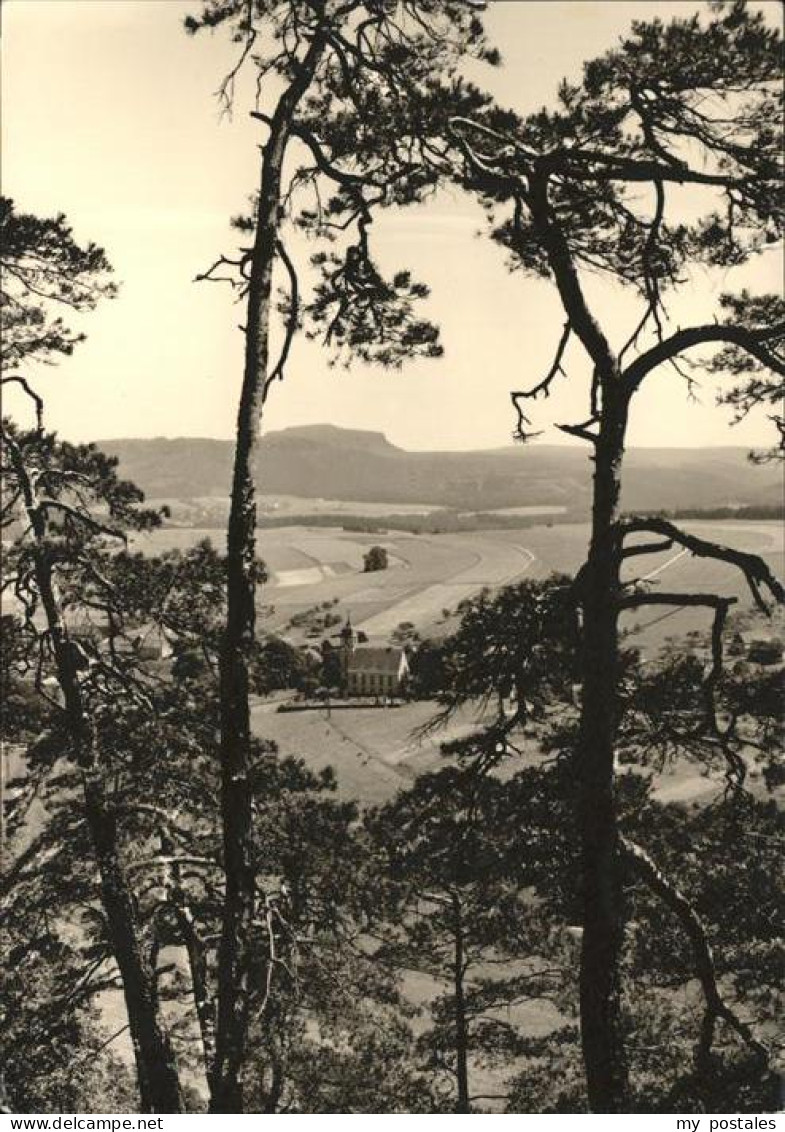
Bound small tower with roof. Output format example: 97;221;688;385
339;615;356;691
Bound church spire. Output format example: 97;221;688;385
339;614;355;692
340;614;356;648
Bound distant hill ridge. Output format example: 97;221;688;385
98;425;782;514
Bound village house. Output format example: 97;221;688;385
65;611;173;662
338;617;409;699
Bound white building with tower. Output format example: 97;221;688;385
338;617;409;699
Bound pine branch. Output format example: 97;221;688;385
620;836;769;1070
619;517;785;612
624;322;785;393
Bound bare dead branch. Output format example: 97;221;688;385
194;253;252;293
557;417;600;445
619;591;736;612
1;376;44;431
215;0;256;116
263;238;299;400
620;836;769;1069
620;517;785;612
621;539;674;560
511;320;572;430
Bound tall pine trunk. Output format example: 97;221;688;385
528;173;631;1112
77;766;183;1113
11;450;183;1114
452;894;470;1113
575;388;629;1112
211;33;326;1113
211;127;284;1118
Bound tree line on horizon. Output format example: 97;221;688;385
2;0;784;1115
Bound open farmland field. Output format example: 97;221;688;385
148;493;451;528
617;521;783;653
259;494;446;517
250;696;759;811
129;525;540;639
278;519;784;654
260;527;536;635
130;520;783;654
487;520;784;655
250;699;503;805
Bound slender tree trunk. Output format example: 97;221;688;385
212;125;285;1118
212;33;326;1113
527;174;630;1112
78;767;183;1112
575;388;629;1113
168;849;217;1097
11;450;183;1113
452;894;470;1114
180;922;217;1097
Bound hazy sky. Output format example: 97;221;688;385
2;0;782;450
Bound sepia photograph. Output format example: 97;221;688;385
1;0;783;1118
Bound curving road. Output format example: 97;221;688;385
358;538;536;637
